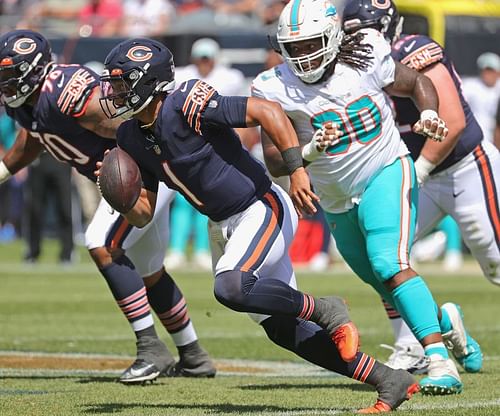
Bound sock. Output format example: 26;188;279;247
147;270;197;346
100;255;154;332
424;342;448;360
391;276;440;340
383;299;420;346
439;306;453;333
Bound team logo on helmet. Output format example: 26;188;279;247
126;46;153;62
371;0;391;9
12;38;37;55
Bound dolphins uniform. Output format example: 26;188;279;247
5;63;175;278
253;29;408;214
252;29;418;289
116;78;299;322
392;34;500;285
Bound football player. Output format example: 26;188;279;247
0;30;215;384
97;37;420;413
252;0;482;395
342;0;497;375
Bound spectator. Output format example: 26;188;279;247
31;0;123;37
23;150;74;264
121;0;175;37
462;52;500;143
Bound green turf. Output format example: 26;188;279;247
0;240;499;415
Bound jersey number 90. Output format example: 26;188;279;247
311;95;382;156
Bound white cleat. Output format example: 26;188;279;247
382;343;429;374
419;354;463;395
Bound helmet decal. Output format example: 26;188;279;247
372;0;391;9
126;46;153;62
13;38;37;55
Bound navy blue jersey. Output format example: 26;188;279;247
117;79;272;222
6;64;116;181
391;35;483;173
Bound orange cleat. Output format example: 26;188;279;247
357;382;420;414
332;321;359;362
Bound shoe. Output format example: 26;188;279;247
358;368;419;414
164;252;187;269
193;252;212;271
308;252;330;272
419;354;463;395
411;231;446;262
441;302;483;373
382;343;429;374
443;252;463;272
332;322;359;362
119;336;175;384
164;340;216;378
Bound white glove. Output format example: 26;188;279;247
412;109;448;142
301;123;341;162
414;155;436;186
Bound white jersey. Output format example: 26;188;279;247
252;29;408;213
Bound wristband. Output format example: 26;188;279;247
0;161;12;185
414;155;436;186
281;146;303;174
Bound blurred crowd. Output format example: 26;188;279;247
0;0;288;37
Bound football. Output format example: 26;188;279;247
98;147;142;214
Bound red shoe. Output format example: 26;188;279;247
357;383;420;414
332;322;359;362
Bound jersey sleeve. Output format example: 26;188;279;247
363;29;395;88
392;35;444;71
54;66;99;118
176;79;248;134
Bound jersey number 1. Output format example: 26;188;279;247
311;95;382;156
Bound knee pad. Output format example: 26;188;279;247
371;255;400;282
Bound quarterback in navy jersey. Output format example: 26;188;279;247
98;37;424;413
344;0;498;375
0;30;216;384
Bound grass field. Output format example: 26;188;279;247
0;240;499;415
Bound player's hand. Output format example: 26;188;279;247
288;167;319;218
302;122;342;162
412;110;448;142
93;149;111;178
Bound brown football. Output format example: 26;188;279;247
98;147;142;214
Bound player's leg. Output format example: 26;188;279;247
212;184;359;361
129;184;215;378
360;155;464;394
86;196;175;384
380;181;445;373
452;142;500;285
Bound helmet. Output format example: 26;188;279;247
100;38;176;120
343;0;403;45
0;30;53;108
277;0;343;84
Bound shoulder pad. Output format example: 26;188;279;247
392;35;443;71
56;66;97;116
180;79;217;135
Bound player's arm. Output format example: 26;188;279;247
494;98;500;151
415;63;466;166
0;128;44;184
123;188;157;228
76;87;123;139
245;96;319;215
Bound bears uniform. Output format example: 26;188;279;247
6;64;115;180
117;78;297;296
393;34;500;285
